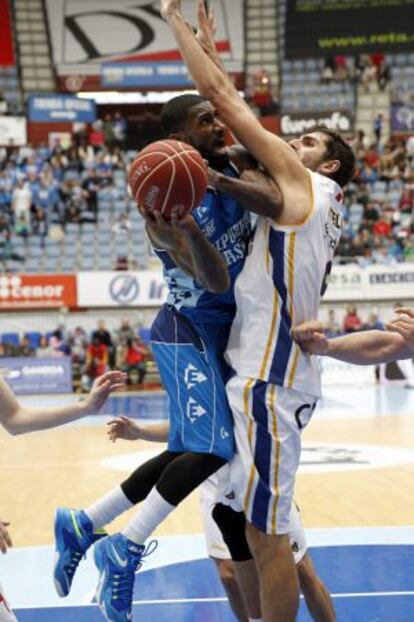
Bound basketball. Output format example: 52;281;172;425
128;139;208;220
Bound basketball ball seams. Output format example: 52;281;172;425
181;150;209;178
176;152;195;214
132;153;177;201
160;158;177;215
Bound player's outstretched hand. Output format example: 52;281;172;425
291;321;329;355
385;307;414;352
196;0;217;56
84;371;126;413
161;0;182;20
107;416;141;442
0;520;12;554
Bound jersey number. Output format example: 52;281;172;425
320;261;332;298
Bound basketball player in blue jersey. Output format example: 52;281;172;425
161;2;356;621
52;93;285;622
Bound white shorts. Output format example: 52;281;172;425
0;583;17;622
199;469;307;564
226;375;317;535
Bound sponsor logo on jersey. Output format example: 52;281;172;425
186;398;206;423
184;364;207;389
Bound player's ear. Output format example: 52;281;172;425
319;159;340;177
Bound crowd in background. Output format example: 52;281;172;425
321;53;391;92
0;114;131;265
0;318;150;390
336;133;414;264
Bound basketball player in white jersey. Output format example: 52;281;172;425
106;416;335;622
0;370;125;621
161;1;356;620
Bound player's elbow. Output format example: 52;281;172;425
2;418;21;436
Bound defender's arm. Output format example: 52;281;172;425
161;0;311;223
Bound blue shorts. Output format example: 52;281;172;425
150;304;235;461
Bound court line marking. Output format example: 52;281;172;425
15;592;414;609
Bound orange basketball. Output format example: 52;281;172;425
128;139;208;220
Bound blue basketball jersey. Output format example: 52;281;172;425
153;163;251;324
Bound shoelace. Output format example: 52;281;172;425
110;540;159;605
66;549;84;578
136;539;158;572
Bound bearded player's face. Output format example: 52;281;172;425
289;131;331;172
183;101;228;163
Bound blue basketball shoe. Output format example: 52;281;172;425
53;507;107;597
94;533;157;622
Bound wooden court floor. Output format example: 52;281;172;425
1;385;414;549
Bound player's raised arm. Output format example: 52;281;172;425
292;322;411;365
0;371;125;435
161;0;311;221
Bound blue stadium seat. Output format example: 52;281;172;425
1;333;19;347
25;332;41;349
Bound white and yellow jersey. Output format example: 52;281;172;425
225;170;343;398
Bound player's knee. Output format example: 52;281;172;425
296;554;316;586
213;503;252;562
214;558;237;588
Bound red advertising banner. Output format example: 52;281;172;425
0;274;77;309
0;0;15;66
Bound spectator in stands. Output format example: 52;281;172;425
49;330;70;357
321;56;335;83
120;336;149;385
92;320;114;366
377;60;390;91
399;188;413;213
14;214;30;240
373;114;384;145
362;312;383;331
0;90;8;114
0;214;10;235
112;212;132;235
113;112;127;150
103;115;115;148
404;235;414;261
324;309;341;337
11;179;32;226
89;121;105;152
65;200;81;224
82;170;99;216
373;216;392;238
36;335;55;358
81;335;109;391
69;327;88;365
18;336;34;357
343;305;363;333
32;206;48;240
115;255;129;270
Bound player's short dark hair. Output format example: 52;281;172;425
308;124;356;188
161;94;207;136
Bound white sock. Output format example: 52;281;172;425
249;618;263;622
85;485;134;529
123;487;175;545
